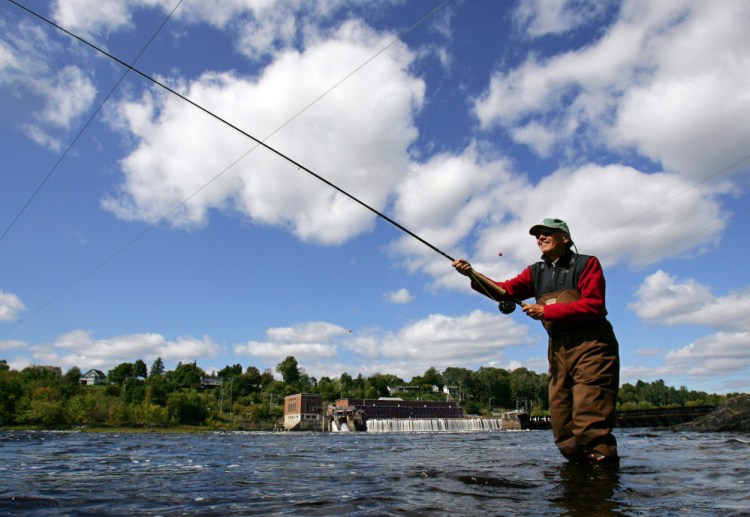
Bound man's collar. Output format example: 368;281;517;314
542;248;574;265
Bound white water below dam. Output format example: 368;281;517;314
366;418;504;432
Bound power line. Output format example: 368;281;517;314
636;200;750;264
7;0;455;261
581;153;750;250
0;0;185;246
1;0;454;335
5;0;743;332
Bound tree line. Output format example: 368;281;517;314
0;357;736;430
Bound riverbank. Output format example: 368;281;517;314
0;423;278;434
672;393;750;432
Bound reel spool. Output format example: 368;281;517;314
498;299;516;314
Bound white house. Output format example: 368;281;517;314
80;369;107;385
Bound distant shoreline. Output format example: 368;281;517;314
0;424;278;434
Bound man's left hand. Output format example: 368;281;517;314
522;303;545;320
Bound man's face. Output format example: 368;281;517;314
535;229;569;259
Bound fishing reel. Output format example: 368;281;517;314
498;299;516;314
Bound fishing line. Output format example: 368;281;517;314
7;0;456;264
581;152;750;250
0;0;185;246
2;0;494;336
4;1;743;321
636;201;750;263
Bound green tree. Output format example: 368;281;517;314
260;369;275;387
276;356;300;386
339;372;353;397
167;390;209;425
66;391;105;426
130;400;169;427
476;367;512;409
509;367;539;402
422;367;444;389
144;376;170;406
63;366;82;385
233;366;262;399
462;400;482;415
219;364;243;378
169;362;204;389
365;385;378;399
244;402;271;423
150;357;165;377
368;373;404;397
298;370;316;392
317;376;340;402
123;378;146;404
247;366;263;387
20;365;62;384
442;367;472;401
133;359;148;379
107;399;130;426
18;387;66;427
0;368;22;425
352;374;366;398
108;363;134;385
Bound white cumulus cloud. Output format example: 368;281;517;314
103;20;423;244
630;270;750;332
22;330;221;373
479;0;750;181
234;321;348;362
0;291;26;321
385;288;414;304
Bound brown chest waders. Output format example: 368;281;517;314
537;285;620;462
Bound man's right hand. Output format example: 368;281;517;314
452;259;473;276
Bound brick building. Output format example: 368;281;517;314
334;398;463;419
283;393;323;431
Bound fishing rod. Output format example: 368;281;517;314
9;0;523;314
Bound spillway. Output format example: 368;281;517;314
366;417;503;432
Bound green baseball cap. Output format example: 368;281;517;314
529;218;571;236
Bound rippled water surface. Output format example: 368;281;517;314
1;428;749;516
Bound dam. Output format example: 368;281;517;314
326;397;488;432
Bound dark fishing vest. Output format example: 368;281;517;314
530;251;589;296
530;251;603;337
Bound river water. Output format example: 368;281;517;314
1;428;748;516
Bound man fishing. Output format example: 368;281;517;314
453;218;620;465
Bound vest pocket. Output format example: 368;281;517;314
537;289;581;337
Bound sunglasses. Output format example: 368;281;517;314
534;229;560;238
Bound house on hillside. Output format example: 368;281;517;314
80;369;107;385
387;385;421;396
200;376;224;388
443;385;459;401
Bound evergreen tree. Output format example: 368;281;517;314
150;357;165;377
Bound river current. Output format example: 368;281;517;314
1;428;748;516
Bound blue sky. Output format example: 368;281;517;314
1;0;749;394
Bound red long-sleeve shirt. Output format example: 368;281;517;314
473;255;608;323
